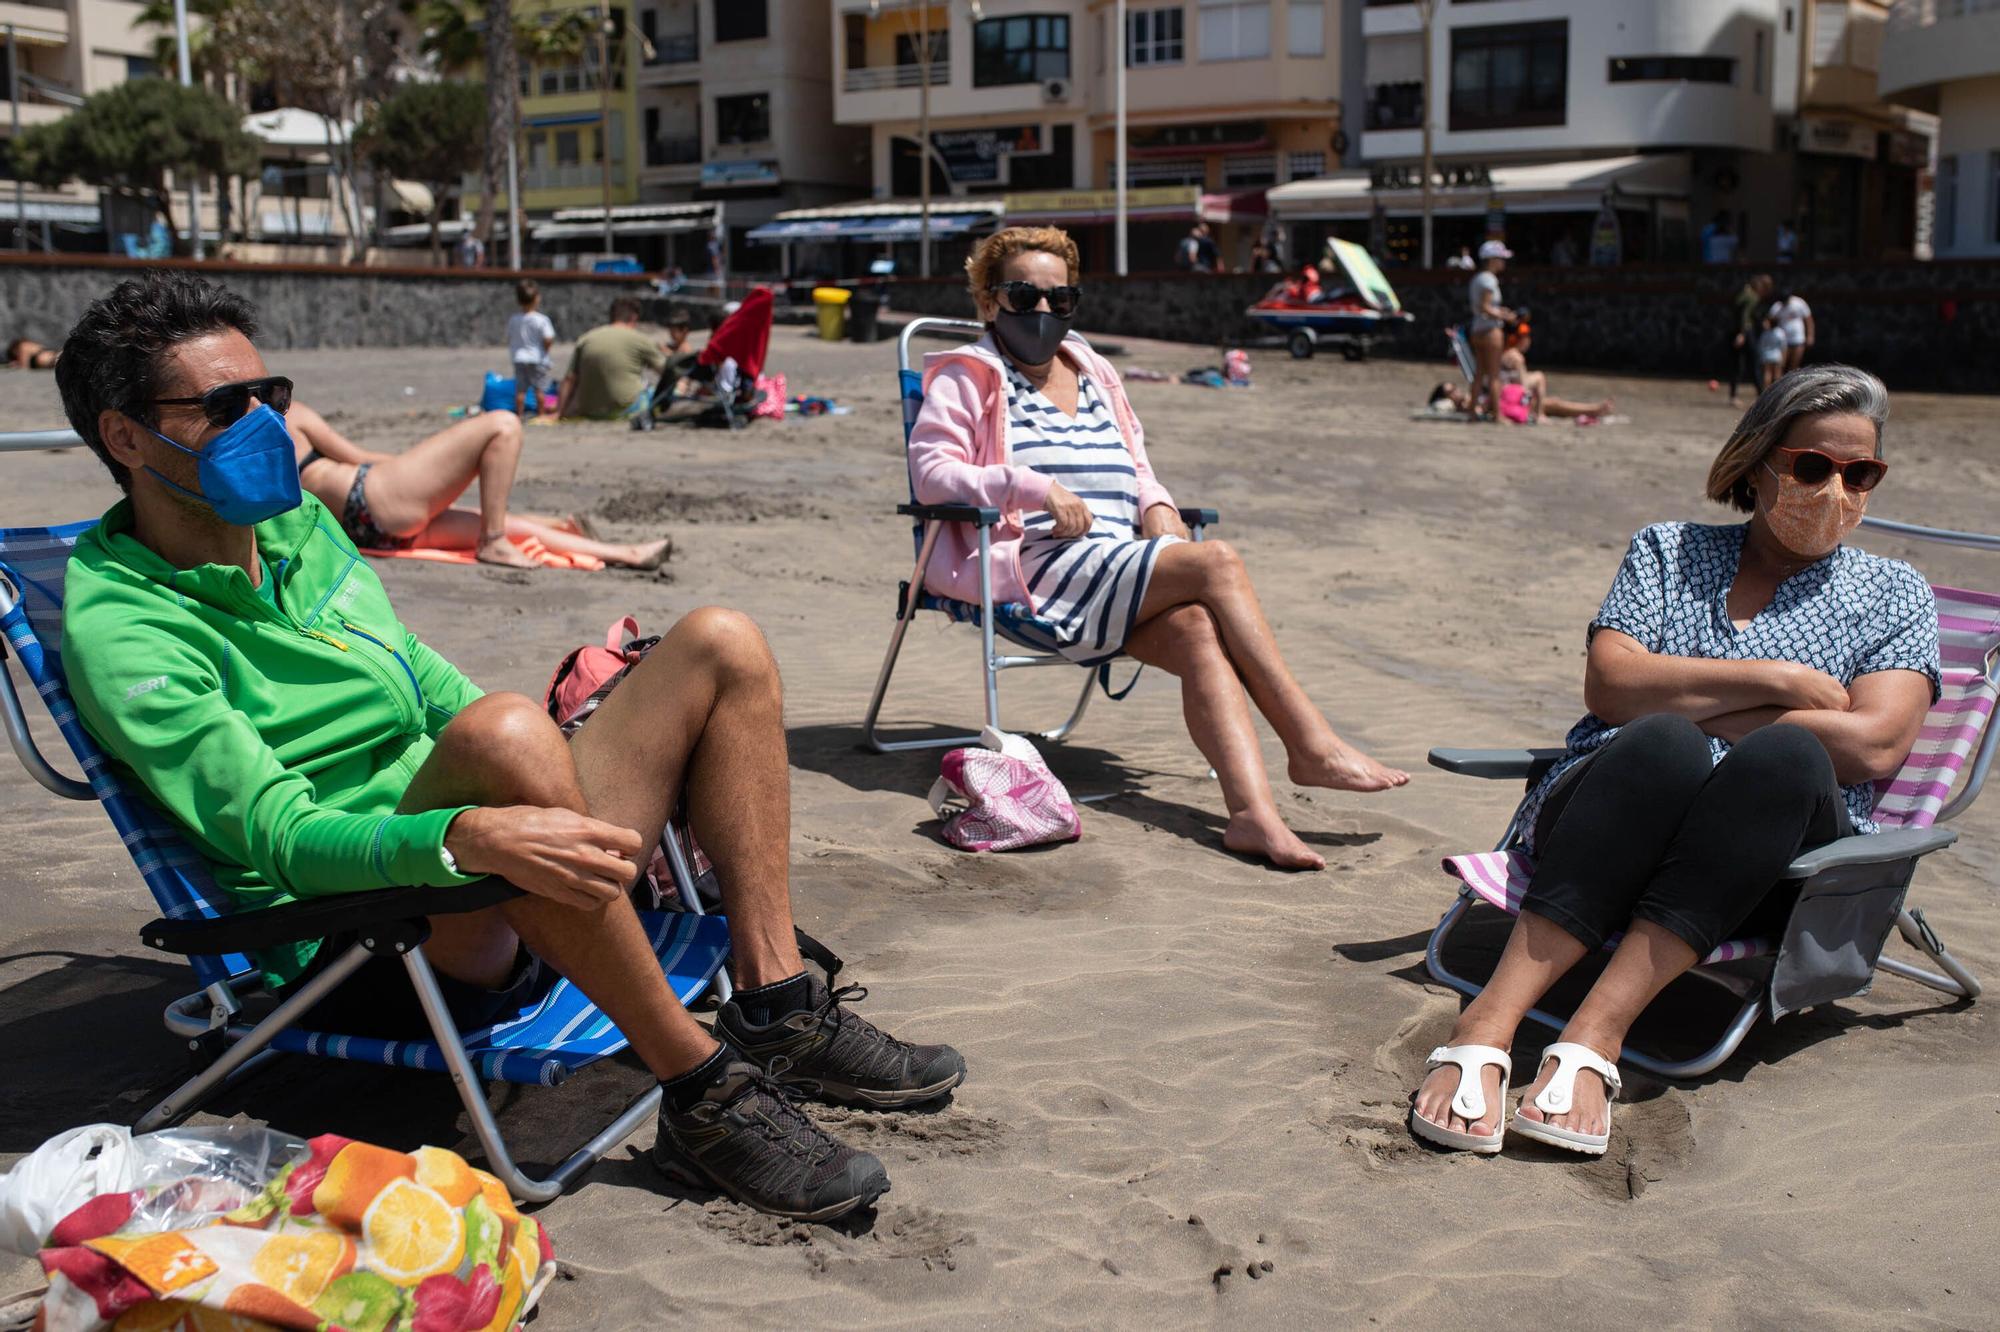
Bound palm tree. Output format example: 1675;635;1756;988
475;0;519;257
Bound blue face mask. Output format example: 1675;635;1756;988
143;404;302;527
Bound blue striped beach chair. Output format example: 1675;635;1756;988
0;501;730;1202
861;317;1219;752
1424;526;1998;1078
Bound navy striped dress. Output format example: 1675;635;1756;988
1005;359;1181;665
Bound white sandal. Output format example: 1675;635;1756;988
1509;1042;1622;1157
1409;1044;1512;1154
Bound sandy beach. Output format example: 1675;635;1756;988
2;323;1995;1328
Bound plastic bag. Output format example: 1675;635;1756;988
927;727;1082;852
0;1124;305;1258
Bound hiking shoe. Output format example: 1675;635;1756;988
718;977;968;1109
653;1058;889;1221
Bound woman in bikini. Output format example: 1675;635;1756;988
7;338;60;370
289;403;670;570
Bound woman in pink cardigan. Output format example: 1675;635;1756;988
908;227;1406;870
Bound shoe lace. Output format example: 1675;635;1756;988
731;1058;837;1166
810;983;914;1059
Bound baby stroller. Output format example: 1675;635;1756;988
645;287;774;430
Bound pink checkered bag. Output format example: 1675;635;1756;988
927;729;1081;852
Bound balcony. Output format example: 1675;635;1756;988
842;60;946;93
521;163;627;192
1365;80;1423;131
1881;0;2000;105
648;33;698;65
646;135;702;167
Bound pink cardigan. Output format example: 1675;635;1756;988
908;335;1175;612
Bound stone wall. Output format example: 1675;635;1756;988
0;255;652;353
882;260;2000;392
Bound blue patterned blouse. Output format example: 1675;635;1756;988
1519;521;1941;849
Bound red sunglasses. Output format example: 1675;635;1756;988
1769;446;1888;493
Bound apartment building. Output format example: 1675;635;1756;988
1280;0;1930;266
1880;0;2000;258
823;0;1341;274
0;0;158;249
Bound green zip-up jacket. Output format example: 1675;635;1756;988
63;493;485;987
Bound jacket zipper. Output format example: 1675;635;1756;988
341;620;427;712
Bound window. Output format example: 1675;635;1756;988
555;130;581;167
1008;123;1075;191
1753;30;1765;94
1449;21;1567;132
715;92;770;145
844;14;865;72
1288;150;1326;180
972;14;1070;87
1608;56;1733;84
1129;7;1184;66
1223;154;1277;187
1200;0;1269;61
1991;151;2000;245
1935;154;1956;251
1288;2;1324;57
713;0;766;42
124;55;158;80
640;8;656;43
895;30;948;68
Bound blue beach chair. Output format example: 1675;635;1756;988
861;317;1219;752
0;470;730;1201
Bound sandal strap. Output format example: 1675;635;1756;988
1424;1044;1512;1126
1531;1042;1622;1117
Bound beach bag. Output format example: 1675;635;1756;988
480;372;550;415
544;616;719;911
927;728;1081;852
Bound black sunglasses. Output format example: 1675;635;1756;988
153;376;294;428
989;281;1082;318
1770;446;1889;493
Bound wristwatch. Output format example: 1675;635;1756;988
439;843;460;875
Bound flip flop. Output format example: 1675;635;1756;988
1509;1042;1622;1156
1409;1044;1511;1155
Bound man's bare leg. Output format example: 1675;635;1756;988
395;693;718;1079
1133;540;1408;792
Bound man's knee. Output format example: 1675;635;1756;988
441;691;562;761
676;606;778;688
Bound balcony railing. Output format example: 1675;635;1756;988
1366;81;1423;130
646;135;702;167
842;61;946;92
647;33;698;64
1888;0;2000;28
520;163;626;192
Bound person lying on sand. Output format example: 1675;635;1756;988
1411;365;1935;1157
1498;327;1614;425
289;399;669;570
909;226;1408;871
6;337;59;369
53;273;967;1222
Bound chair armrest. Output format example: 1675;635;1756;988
141;879;521;957
1428;747;1569;782
1784;826;1958;879
898;503;1001;527
1178;507;1219;528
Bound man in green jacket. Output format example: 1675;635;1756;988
54;274;963;1222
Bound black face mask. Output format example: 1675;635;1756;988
989;309;1071;366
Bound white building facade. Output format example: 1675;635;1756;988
1879;0;2000;258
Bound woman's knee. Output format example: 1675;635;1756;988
1148;603;1225;672
1725;722;1835;783
1606;714;1713;782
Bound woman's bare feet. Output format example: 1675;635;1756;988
476;533;541;569
1410;1019;1513;1141
607;536;672;571
1288;743;1410;792
1513;1038;1617;1139
1223;807;1325;870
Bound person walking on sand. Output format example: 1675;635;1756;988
1409;366;1933;1158
908;226;1408;872
506;279;557;418
1727;273;1774;406
1770;288;1814;373
1468;240;1515;422
290;401;670;570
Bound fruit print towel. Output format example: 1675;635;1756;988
36;1135;555;1332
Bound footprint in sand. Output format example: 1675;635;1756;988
814;1108;1007;1163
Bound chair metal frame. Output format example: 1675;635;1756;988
861;317;1215;753
1;428;729;1201
1423;516;1998;1079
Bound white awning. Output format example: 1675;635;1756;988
768;197;1007;222
531;217;714;240
547;202;719;223
242;107;355;147
0;198;101;225
390;180;435;215
1268;154;1689;220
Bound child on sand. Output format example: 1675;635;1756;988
506;279;556;418
1756;315;1787;390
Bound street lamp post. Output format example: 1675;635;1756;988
1417;0;1435;269
5;24;21;253
918;0;930;277
598;16;615;259
171;0;204;259
1115;0;1127;274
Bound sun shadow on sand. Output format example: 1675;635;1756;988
1333;905;1972;1083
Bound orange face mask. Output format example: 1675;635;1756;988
1761;462;1867;558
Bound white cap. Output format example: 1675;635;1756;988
1478;240;1513;261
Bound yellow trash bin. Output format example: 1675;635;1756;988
813;286;852;341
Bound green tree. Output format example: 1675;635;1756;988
355;79;485;262
11;79;261;253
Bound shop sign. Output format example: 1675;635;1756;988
1004;185;1200;216
1799;117;1878;161
700;159;780;187
1885;130;1930;169
930;125;1045;184
1368;162;1493;191
1132;121;1266;152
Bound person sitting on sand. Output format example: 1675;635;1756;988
1410;364;1936;1157
1497;327;1614;425
6;337;59;369
557;295;669;420
909;226;1408;871
288;400;669;570
54;273;966;1221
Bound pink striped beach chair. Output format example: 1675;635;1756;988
1425;575;1999;1079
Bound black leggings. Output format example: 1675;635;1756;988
1524;714;1853;957
1725;336;1756;399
